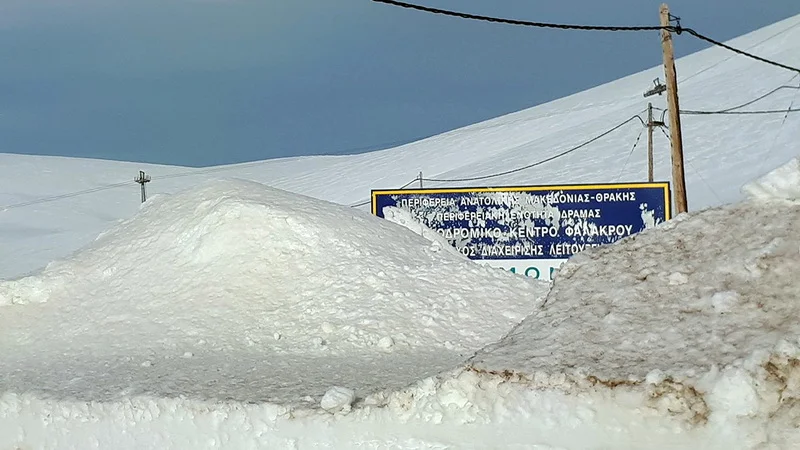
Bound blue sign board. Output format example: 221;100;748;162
371;182;671;280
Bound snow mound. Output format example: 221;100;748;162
742;157;800;202
468;191;800;440
0;179;546;404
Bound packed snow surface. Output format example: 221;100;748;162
0;180;546;405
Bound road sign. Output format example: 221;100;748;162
372;182;671;281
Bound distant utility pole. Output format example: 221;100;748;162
418;171;424;189
659;3;688;214
134;170;151;203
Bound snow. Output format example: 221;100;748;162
2;11;800;450
465;188;800;447
472;198;800;383
381;205;465;258
742;157;800;202
0;180;546;406
3;165;800;449
320;386;356;412
0;386;732;449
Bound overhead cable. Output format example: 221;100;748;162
421;113;646;184
349;177;420;208
372;0;669;32
1;181;131;211
373;0;800;74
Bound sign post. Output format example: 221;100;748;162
372;182;671;281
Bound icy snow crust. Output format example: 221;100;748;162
0;180;546;405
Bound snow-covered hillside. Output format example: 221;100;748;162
2;12;800;450
2;13;800;280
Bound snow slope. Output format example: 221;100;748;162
3;13;800;280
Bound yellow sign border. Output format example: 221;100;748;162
371;182;672;221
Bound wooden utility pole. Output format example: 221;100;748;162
660;3;688;214
418;171;424;189
645;102;665;182
134;170;151;203
647;103;655;182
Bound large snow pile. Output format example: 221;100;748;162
465;166;800;447
0;179;546;407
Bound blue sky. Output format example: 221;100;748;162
1;0;798;167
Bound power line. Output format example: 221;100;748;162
655;76;800;115
349;177;420;208
678;19;800;85
317;134;436;156
6;8;796;213
421;113;646;184
372;0;800;75
616;126;645;182
757;81;800;175
679;27;800;75
1;109;645;212
344;111;649;202
658;126;723;205
372;0;669;32
0;135;433;211
154;135;435;182
682;108;800;116
682;75;799;114
1;181;131;211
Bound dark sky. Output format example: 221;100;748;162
1;0;799;167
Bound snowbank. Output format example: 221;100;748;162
468;190;800;447
742;157;800;202
0;370;754;450
4;169;800;448
3;364;799;449
0;179;546;406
